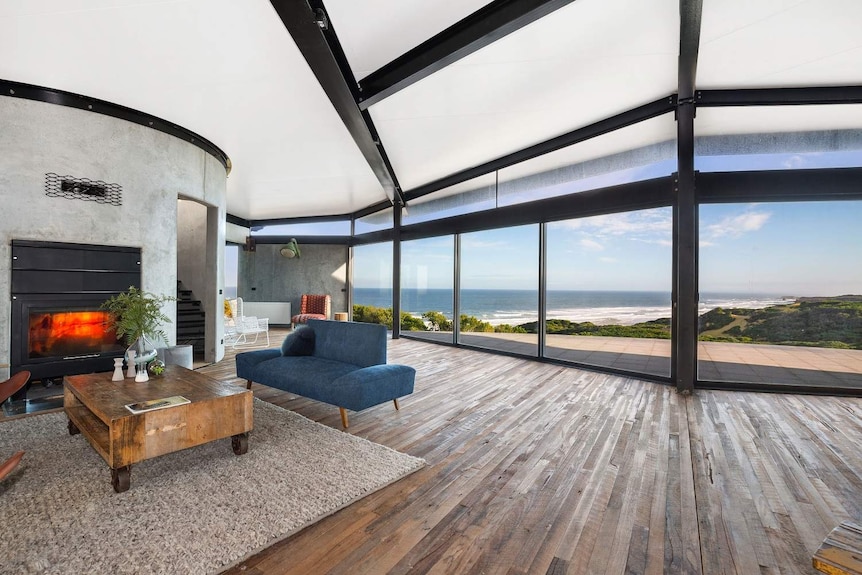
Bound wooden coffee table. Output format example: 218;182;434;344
64;365;253;492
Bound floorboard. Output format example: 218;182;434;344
31;328;857;574
204;332;862;574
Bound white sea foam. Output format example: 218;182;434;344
399;290;794;328
473;297;792;327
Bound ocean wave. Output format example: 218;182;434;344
405;297;790;327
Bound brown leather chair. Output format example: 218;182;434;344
0;371;30;480
291;294;331;326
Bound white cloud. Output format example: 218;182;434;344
631;238;673;247
551;208;673;251
705;211;771;240
550;219;583;231
585;211;673;237
599;256;618;263
580;238;604;251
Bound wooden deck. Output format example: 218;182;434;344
205;331;861;573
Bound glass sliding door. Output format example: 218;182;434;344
459;225;539;355
352;242;393;328
401;236;455;343
698;201;862;390
544;208;672;377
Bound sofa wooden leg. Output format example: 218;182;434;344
393;398;400;411
246;379;253;390
339;407;349;429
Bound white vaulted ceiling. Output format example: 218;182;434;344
1;0;859;221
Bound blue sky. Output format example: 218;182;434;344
355;200;861;296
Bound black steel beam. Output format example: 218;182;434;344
354;199;394;220
673;0;702;395
392;205;402;338
698;167;862;203
453;234;461;345
350;229;396;246
679;0;702;102
357;0;578;109
246;213;352;228
538;223;547;359
401;176;674;241
406;96;676;201
270;0;405;206
697;85;862;107
247;235;350;245
1;79;230;170
674;123;698;396
226;213;251;228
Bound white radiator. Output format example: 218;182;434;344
242;302;292;325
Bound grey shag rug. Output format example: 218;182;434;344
0;399;424;575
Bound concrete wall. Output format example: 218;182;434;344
238;244;348;318
0;96;228;377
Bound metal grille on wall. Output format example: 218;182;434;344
44;173;122;206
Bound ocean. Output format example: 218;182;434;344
354;288;791;326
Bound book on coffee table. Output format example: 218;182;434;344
125;395;190;414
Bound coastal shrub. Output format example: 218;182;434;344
353;304;392;328
494;324;526;333
353;304;441;331
699;307;735;332
696;299;862;348
460;314;494;332
422;311;452;331
519;319;670;338
401;313;426;331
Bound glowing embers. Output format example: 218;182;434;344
28;310;123;360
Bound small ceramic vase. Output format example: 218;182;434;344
134;364;149;383
126;349;137;378
112;357;124;381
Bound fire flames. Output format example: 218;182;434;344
28;310;121;358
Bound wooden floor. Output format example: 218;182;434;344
201;330;862;574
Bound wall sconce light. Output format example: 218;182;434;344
280;238;301;259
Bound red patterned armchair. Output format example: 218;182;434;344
291;294;331;326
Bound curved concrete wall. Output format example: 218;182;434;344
0;96;228;377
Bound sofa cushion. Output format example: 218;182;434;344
306;319;386;367
251;356;360;401
281;326;315;356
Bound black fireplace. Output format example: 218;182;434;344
8;240;141;411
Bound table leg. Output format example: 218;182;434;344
67;419;80;435
231;433;248;455
111;466;131;493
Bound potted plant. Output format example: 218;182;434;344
102;286;176;380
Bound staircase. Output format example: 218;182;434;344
176;281;205;355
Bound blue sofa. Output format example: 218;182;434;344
235;319;415;428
